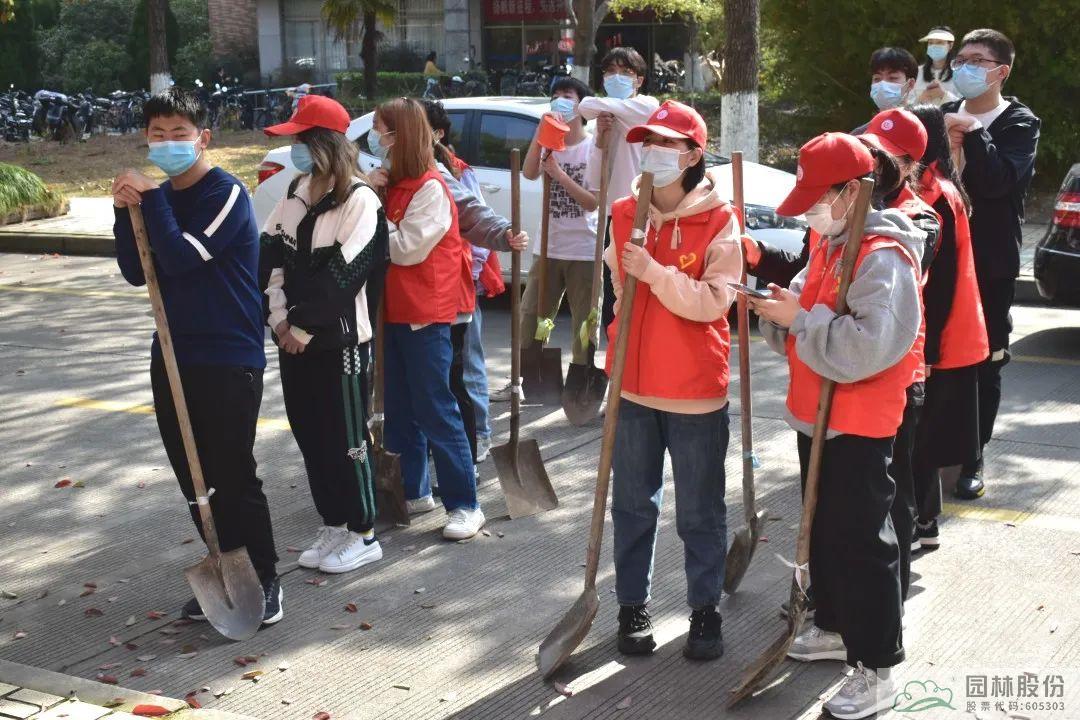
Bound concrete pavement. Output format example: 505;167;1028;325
0;251;1078;720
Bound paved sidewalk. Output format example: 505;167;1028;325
0;253;1078;720
0;199;115;255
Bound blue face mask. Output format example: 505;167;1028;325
147;140;201;177
926;45;949;62
870;80;905;110
953;63;995;99
603;73;635;100
367;129;392;165
290;143;315;174
550;97;577;122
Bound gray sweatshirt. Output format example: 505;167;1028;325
760;208;926;438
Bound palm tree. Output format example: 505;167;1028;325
322;0;396;101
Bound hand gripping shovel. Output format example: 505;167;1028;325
561;137;614;426
371;298;408;527
728;177;876;706
128;206;264;641
520;166;565;405
724;151;767;594
537;173;655;678
492;149;558;519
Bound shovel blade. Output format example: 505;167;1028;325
374;446;409;528
491;437;558;519
184;548;265;642
561;363;607;426
728;578;808;707
537;589;599;678
723;508;768;594
521;342;564;405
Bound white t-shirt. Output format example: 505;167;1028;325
579;95;660;211
913;66;958;106
539;136;600;262
957;97;1011;131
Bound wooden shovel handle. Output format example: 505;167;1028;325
795;178;876;573
583;172;655;588
732;151;757;526
535;167;552;331
588;145;614;322
128;205;223;557
509;148;522;445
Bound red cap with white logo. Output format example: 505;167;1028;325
776;132;875;217
264;95;351;137
859;108;928;161
626;100;708;148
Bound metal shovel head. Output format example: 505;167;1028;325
521;342;564;405
561;362;607;426
374;446;409;528
727;578;808;707
491;436;558;519
537;588;599;678
723;507;768;594
184;548;265;642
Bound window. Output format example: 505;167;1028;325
356;111;467;162
476;113;537;170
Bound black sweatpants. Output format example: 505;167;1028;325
150;354;278;584
887;383;923;601
798;431;904;670
967;276;1015;472
450;322;478;464
279;345;376;533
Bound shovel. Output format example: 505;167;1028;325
728;177;876;706
371;298;408;527
128;206;264;642
521;169;565;405
492;148;558;519
537;172;655;679
724;151;767;594
561;137;614;426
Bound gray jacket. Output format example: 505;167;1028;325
436;163;512;253
760;208;926;438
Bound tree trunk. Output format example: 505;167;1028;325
147;0;172;94
361;10;377;99
719;0;759;161
569;0;607;85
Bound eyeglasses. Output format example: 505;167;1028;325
950;56;1004;70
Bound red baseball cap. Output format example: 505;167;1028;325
626;100;707;148
265;95;350;137
776;132;874;217
859;108;928;161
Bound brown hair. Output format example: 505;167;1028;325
297;127;364;205
374;98;436;185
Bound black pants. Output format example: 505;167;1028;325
798;432;904;669
966;277;1015;472
279;345;376;533
601;217;615;332
887;383;923;601
450;322;477;464
150;354;278;584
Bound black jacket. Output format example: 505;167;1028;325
941;97;1040;280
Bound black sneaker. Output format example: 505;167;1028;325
954;471;985;499
683;606;723;661
181;596;206;622
617;604;656;655
917;519;940;548
261;577;284;626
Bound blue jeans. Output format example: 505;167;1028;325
383;322;478;511
463;299;490;440
611;400;730;609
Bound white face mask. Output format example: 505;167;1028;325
804;188;853;237
641;144;691;188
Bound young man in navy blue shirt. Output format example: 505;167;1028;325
112;88;282;625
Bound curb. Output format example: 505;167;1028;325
0;233;115;257
0;659;259;719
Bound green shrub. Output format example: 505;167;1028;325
336;71;428;99
0;163;66;222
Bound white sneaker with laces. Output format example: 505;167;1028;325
823;663;896;719
443;506;485;540
407;495;437;515
787;624;848;662
476;435;492;463
318;532;383;573
297;525;349;569
490;382;516;403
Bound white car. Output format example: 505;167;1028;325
252;97;806;281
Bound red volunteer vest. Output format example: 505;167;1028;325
890;184;940;384
918;168;989;369
786;234;920;438
383;169;471;325
604;195;734;401
478;252;506;297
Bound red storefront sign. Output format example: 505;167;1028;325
484;0;569;23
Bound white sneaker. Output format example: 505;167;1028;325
443;506;485;540
476;436;492;463
490;382;516;403
823;663;896;719
787;624;847;662
318;532;383;574
407;495;437;515
297;526;349;569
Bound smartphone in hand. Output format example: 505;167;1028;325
727;282;772;299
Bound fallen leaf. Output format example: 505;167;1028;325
497;532;505;538
414;588;426;594
359;621;373;631
80;588;95;597
159;628;181;635
125;642;139;650
552;681;573;697
117;578;131;584
177;651;198;659
84;607;104;617
615;696;632;710
137;482;146;489
244;655;259;663
0;590;17;600
136;654;157;662
759;537;769;543
392;684;410;691
148;689;164;695
278;661;290;672
481;529;491;537
126;616;137;626
420;603;436;609
1037;604;1045;611
233;656;250;667
344;602;358;613
286;546;301;553
181;538;195;545
108;636;122;646
159;639;177;645
132;705;170;717
73;480;86;488
131;668;148;677
98;674;119;685
282;698;294;705
213;687;234;698
1005;522;1017;528
55;479;72;488
172;618;193;627
107;596;119;603
85;582;98;588
99;662;122;670
330;624;351;630
180;644;197;654
185;694;202;709
146;611;167;620
57;599;66;607
104;699;124;709
313;713;330;720
1050;621;1059;634
305;577;328;587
